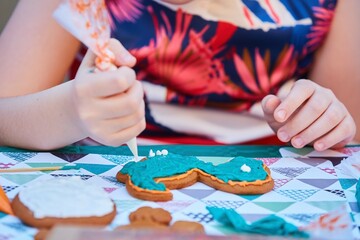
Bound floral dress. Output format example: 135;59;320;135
104;0;337;144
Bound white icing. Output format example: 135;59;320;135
240;164;251;173
18;177;114;219
149;149;155;158
126;138;138;161
152;149;169;156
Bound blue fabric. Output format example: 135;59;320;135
207;206;309;238
105;0;337;140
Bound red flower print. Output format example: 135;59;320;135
230;45;297;101
105;0;144;27
131;7;237;99
306;6;335;51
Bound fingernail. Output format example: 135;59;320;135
278;131;289;142
316;142;325;151
125;54;136;63
293;137;303;148
276;110;287;121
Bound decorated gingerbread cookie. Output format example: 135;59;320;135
11;177;116;229
116;150;274;201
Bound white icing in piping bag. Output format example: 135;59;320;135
53;0;138;160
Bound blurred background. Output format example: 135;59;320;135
0;0;18;33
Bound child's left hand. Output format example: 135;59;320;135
262;79;356;151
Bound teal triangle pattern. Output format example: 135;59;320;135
26;163;67;171
339;179;358;189
238;194;262;201
1;174;41;185
101;155;133;165
2;152;37;162
306;201;345;212
75;164;116;175
254;202;294;212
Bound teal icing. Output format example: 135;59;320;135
120;153;268;191
207;206;309;238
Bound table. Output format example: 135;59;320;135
0;145;359;240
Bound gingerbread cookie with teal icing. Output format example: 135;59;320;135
116;150;274;201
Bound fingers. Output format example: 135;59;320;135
92;81;144;119
109;38;136;67
262;95;281;115
76;39;136;76
312;116;355;151
86;100;146;147
274;80;315;123
276;88;333;143
270;79;356;151
288;101;347;148
75;66;137;98
262;95;283;132
72;39;143;147
95;118;146;147
94;101;145;136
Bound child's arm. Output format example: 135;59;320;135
0;47;145;150
0;0;145;150
262;0;359;151
0;0;80;97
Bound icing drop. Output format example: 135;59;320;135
241;164;251;173
149;149;155;158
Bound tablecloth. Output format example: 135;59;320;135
0;145;359;240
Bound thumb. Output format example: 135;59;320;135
262;95;281;119
109;38;136;67
262;94;283;134
261;95;281;123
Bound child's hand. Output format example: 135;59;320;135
262;79;356;151
71;41;145;146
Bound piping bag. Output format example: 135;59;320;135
53;0;138;160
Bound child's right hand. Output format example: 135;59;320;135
71;41;146;146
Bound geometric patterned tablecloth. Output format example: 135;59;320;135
0;145;359;240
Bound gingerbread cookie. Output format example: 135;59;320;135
12;177;116;229
170;220;204;234
129;206;172;225
116;151;274;201
116;206;204;234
